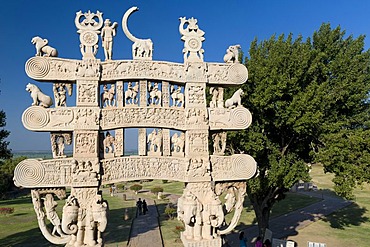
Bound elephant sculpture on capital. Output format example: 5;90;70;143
177;191;202;240
201;195;224;240
61;195;79;235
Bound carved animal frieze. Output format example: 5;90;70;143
208;106;252;130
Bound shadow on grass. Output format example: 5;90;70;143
322;202;369;229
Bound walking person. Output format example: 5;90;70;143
255;236;263;247
136;198;143;216
142;199;148;215
239;231;247;247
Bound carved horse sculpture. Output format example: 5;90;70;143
125;82;139;105
148;83;161;105
103;132;115;153
170;85;184;107
224;88;244;108
101;84;115;107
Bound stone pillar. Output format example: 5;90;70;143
139;80;147;107
115;129;124;157
162;81;170;107
162;128;170;156
116;81;124;107
138;128;146;156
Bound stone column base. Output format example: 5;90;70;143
181;233;221;247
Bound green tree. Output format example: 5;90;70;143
0;110;11;161
228;23;370;236
0;156;26;198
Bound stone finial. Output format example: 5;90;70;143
122;7;153;60
179;17;205;62
75;10;104;60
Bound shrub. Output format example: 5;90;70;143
173;225;185;234
150;186;164;195
162;180;168;184
0;207;14;215
129;184;142;194
165;206;177;220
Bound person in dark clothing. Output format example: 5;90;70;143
136;198;143;216
142;199;148;215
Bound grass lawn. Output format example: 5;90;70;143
288;165;370;247
1;169;354;247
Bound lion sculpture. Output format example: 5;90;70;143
223;44;241;64
31;36;58;57
224;88;244;108
26;83;53;108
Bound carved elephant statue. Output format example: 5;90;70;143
202;195;224;240
61;197;78;235
177;192;202;240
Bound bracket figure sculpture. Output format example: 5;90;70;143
16;6;255;247
26;83;53;108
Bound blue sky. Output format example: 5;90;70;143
0;0;370;151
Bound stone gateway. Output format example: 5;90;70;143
14;6;256;247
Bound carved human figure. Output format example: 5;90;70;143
170;85;184;107
53;83;73;107
209;87;219;108
101;84;116;107
57;136;65;156
125;82;139;105
148;82;162;105
147;129;163;153
224;88;244;108
171;132;185;153
101;19;118;61
223;44;241;63
212;132;227;155
224;187;237;213
103;132;115;153
44;194;63;236
26;83;53;108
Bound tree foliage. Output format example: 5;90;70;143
0;110;12;161
228;23;370;236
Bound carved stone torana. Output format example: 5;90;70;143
16;6;256;247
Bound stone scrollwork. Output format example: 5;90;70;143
210;154;257;181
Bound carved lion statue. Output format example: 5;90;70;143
26;83;53;108
223;44;241;63
31;36;58;57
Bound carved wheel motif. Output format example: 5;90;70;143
80;31;98;46
227;64;248;83
22;106;50;129
14;159;45;187
186;38;201;51
25;57;51;79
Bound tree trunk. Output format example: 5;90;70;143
250;193;273;238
